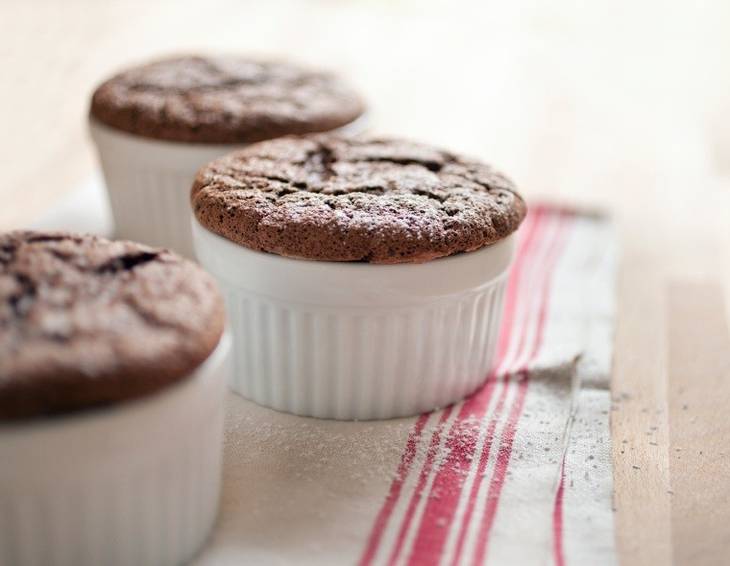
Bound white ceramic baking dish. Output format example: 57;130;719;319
89;120;241;259
0;333;231;566
193;219;514;420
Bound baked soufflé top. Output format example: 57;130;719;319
0;231;225;420
90;55;365;144
191;135;527;263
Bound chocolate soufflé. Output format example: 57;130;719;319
191;135;526;263
0;231;225;420
90;55;365;144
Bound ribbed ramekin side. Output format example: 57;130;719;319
98;157;198;258
221;276;508;420
0;407;223;566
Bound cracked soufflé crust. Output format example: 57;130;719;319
0;231;225;420
90;55;365;144
191;135;527;263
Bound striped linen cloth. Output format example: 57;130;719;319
197;205;618;566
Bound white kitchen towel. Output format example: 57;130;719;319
34;181;617;566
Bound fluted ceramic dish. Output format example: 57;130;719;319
193;219;514;420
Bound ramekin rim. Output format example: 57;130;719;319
191;215;516;271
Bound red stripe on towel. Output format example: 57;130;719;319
386;407;454;565
470;215;572;566
552;461;567;566
358;413;430;566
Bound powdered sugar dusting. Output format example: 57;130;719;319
192;135;526;263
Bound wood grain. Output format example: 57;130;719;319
668;282;730;566
2;1;730;563
612;250;673;566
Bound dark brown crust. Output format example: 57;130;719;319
90;55;365;144
0;231;225;421
191;135;527;263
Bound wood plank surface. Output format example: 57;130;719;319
668;282;730;566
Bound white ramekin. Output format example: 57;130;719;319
193;220;514;420
0;333;231;566
89;120;241;258
89;117;368;259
